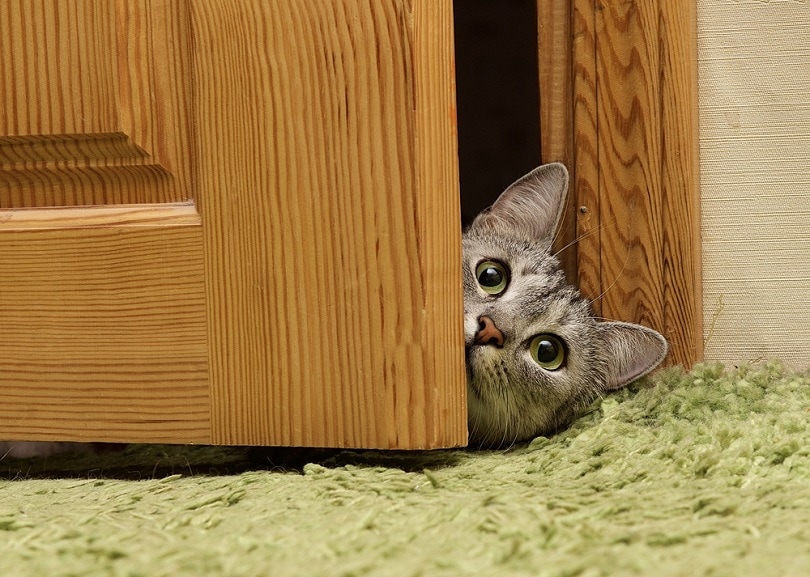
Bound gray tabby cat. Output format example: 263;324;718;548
463;163;667;448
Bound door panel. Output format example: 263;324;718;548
0;204;209;443
0;0;193;207
0;0;207;443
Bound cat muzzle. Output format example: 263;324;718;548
474;316;505;348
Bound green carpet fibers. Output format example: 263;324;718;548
1;362;808;577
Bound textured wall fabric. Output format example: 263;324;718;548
698;1;810;368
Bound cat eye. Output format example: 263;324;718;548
475;260;509;295
530;334;566;370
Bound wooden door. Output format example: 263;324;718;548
0;0;466;449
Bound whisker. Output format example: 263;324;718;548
500;388;512;449
586;244;633;306
552;214;621;260
548;213;570;252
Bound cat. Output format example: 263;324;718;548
463;162;668;448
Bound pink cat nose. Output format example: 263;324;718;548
474;316;504;348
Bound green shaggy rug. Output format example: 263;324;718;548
1;362;808;577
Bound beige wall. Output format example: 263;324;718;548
698;1;810;368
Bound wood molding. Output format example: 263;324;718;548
0;203;199;230
538;0;702;367
0;133;148;165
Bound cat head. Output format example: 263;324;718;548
462;163;668;448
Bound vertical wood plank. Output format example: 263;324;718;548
0;0;118;136
537;0;577;286
659;0;703;364
413;0;467;448
571;0;602;315
193;0;465;449
593;1;665;332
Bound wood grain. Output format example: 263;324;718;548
0;202;199;230
593;1;665;333
571;0;603;315
0;1;208;443
659;0;703;363
539;0;702;367
413;0;467;449
0;212;209;443
537;0;578;287
0;0;193;207
192;0;465;448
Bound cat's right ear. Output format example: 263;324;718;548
470;162;569;245
600;322;669;391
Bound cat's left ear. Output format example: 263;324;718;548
471;162;569;245
599;322;668;390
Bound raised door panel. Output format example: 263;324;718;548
0;205;209;443
0;0;193;207
0;0;209;443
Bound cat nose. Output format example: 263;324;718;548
474;316;504;348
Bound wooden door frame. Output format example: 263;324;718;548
538;0;702;367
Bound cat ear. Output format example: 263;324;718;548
599;322;668;390
471;162;569;245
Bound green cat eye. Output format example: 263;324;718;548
475;260;509;295
530;334;566;370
